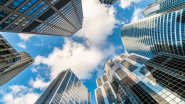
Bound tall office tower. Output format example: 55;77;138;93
121;8;185;58
103;53;185;104
35;69;91;104
0;51;34;86
99;0;118;5
0;34;21;72
145;52;185;101
95;74;131;104
142;0;185;17
0;0;83;36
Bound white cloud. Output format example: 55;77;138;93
76;0;118;45
0;85;40;104
119;0;142;9
29;75;50;90
17;33;35;49
32;0;121;80
131;7;144;23
31;68;37;72
34;55;43;65
18;33;35;41
17;42;26;49
34;39;117;80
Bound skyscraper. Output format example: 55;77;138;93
95;74;117;104
101;53;185;104
0;34;21;72
121;8;185;58
95;74;131;104
99;0;118;5
0;0;83;36
0;51;34;86
35;69;91;104
145;52;185;100
142;0;185;17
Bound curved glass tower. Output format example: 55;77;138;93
121;8;185;58
142;0;185;17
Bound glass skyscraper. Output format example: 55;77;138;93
0;0;83;36
145;52;185;101
35;69;91;104
121;7;185;58
100;53;185;104
142;0;185;17
99;0;118;5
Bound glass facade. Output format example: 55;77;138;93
95;74;118;104
142;0;185;17
0;0;83;36
35;69;91;104
121;8;185;58
101;53;185;104
145;52;185;103
99;0;118;5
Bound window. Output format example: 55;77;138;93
33;5;49;18
0;10;10;21
121;60;138;72
139;66;149;75
7;59;10;63
0;0;8;5
0;45;5;49
8;0;25;10
14;19;32;31
1;14;19;30
0;61;4;63
19;0;37;13
7;16;26;30
128;54;148;64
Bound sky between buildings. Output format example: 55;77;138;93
0;0;154;104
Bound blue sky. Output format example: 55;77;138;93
0;0;154;104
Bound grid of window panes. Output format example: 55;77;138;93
121;8;185;58
96;88;105;104
146;53;185;77
57;71;89;104
0;0;83;36
142;0;185;17
59;2;81;30
107;53;185;104
99;0;118;5
128;54;148;65
120;60;138;72
37;70;90;104
95;74;120;104
103;83;117;103
73;0;83;22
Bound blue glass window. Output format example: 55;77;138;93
19;0;38;13
8;0;25;9
33;5;49;18
26;1;45;16
0;0;8;5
